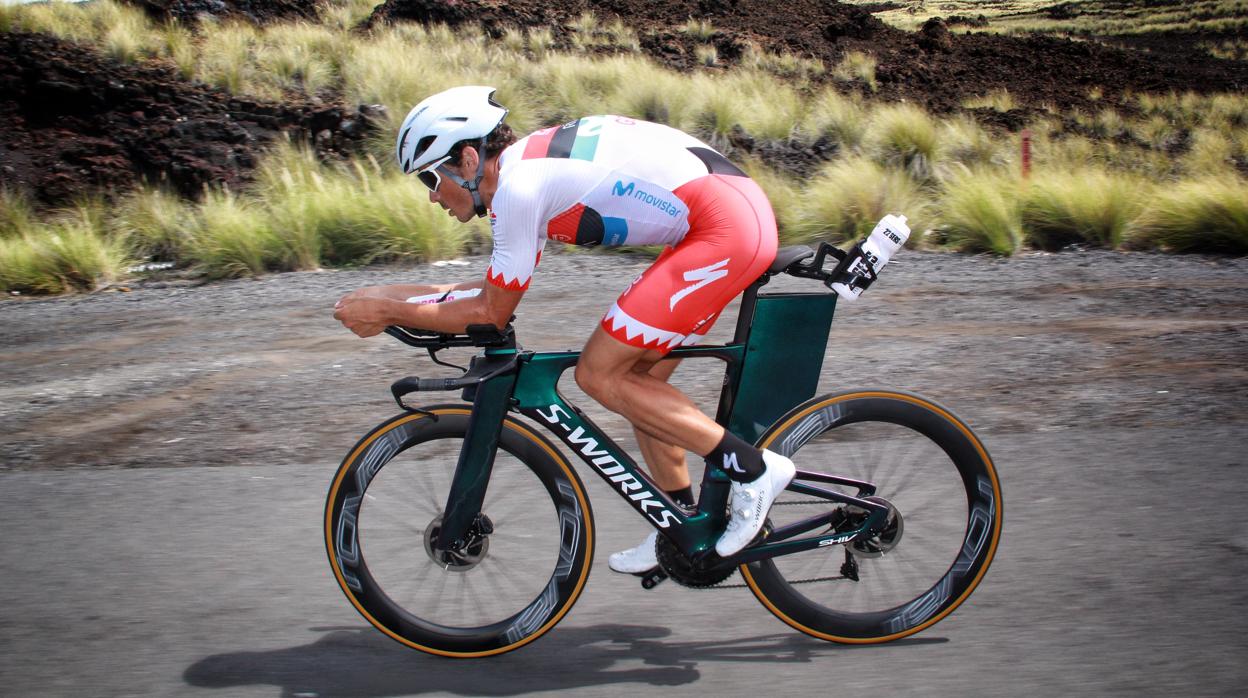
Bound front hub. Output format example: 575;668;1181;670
423;514;493;571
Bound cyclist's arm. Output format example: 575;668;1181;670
336;162;545;336
342;279;484;303
382;279;522;333
334;278;521;336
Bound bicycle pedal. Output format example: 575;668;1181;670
638;567;668;589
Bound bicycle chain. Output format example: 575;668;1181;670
685;569;849;590
713;501;850;586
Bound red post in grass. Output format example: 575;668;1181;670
1021;129;1032;181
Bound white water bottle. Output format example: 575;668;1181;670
404;287;483;304
830;214;910;301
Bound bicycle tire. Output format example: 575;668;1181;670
325;405;594;657
742;390;1002;643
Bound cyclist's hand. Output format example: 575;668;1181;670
334;295;388;338
339;286;388;303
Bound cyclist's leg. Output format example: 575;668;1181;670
632;358;691;493
578;173;787;557
609;358;701;575
576;331;723;457
578;174;774;453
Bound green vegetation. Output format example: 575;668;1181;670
568;12;639;53
842;0;1053;31
864;104;941;181
681;18;717;41
936;169;1023;255
963;89;1017;113
2;141;485;291
987;0;1248;39
832;51;877;92
1131;176;1248;253
795;157;933;244
110;187;194;263
1201;37;1248;61
2;0;1246;295
1021;170;1147;249
0;197;131;294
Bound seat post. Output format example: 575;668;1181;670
732;274;771;344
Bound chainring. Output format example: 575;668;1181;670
655;534;738;588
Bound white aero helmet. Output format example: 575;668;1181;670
395;85;508;175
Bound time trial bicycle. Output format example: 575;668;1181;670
325;242;1003;657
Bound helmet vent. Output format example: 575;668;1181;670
415;135;436;158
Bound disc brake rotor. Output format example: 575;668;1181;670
422;514;493;571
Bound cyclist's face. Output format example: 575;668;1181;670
425;145;496;223
427;162;475;222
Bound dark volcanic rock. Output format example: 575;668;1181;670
128;0;320;24
0;32;381;206
363;0;1248;113
4;0;1247;208
917;17;953;53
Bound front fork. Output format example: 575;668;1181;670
433;364;517;554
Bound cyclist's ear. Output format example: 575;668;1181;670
456;145;480;176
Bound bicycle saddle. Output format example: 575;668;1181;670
769;246;815;274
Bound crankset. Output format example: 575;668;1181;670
637;523;777;589
654;534;738;588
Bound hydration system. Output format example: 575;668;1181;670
828;214;910;301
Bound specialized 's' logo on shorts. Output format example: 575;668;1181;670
669;258;729;310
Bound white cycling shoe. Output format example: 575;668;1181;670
608;530;659;574
714;450;796;558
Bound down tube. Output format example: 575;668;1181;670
511;353;695;536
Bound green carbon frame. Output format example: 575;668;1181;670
503;291;838;554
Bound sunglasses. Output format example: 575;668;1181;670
416;157;452;192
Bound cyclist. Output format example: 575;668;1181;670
333;86;796;568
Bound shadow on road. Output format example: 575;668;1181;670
184;623;946;695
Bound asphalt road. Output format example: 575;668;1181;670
2;248;1246;696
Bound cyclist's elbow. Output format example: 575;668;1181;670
472;301;512;331
476;285;522;331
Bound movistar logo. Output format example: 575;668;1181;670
611;180;682;218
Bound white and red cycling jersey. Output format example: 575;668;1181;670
489;116;777;352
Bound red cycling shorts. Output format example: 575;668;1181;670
601;174;778;353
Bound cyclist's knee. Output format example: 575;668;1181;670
573;360;611;402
